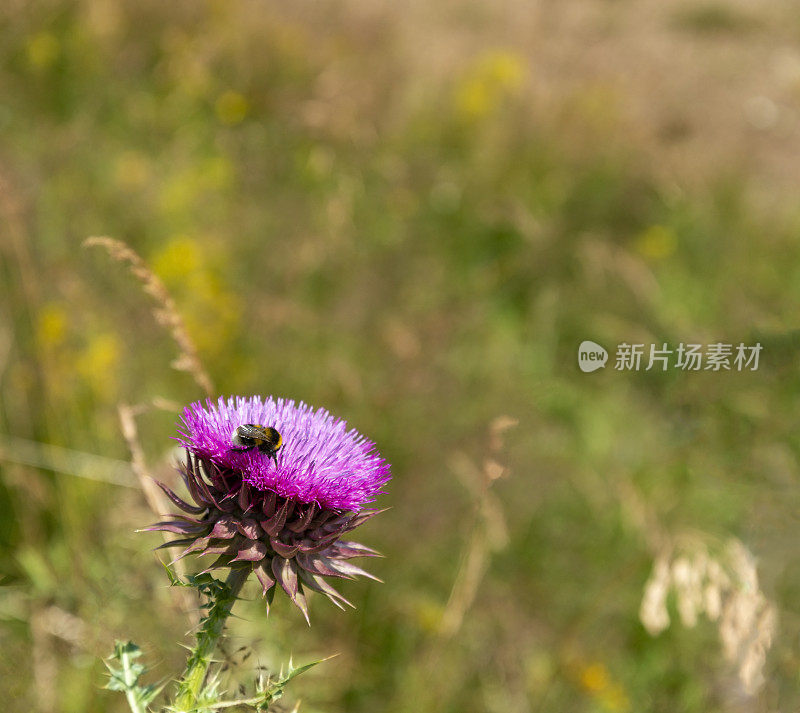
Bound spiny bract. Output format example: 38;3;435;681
146;395;391;622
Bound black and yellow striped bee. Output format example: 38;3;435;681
230;424;282;466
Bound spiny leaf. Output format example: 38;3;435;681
162;562;186;587
104;640;164;713
253;655;335;709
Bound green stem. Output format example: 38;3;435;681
120;647;147;713
174;568;249;712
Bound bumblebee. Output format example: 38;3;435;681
230;424;282;466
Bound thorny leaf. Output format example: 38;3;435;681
105;641;166;713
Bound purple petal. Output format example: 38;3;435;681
176;396;392;511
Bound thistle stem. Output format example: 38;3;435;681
174;568;249;712
120;646;147;713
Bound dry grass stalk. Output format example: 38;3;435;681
619;475;775;694
117;403;169;517
84;236;214;397
118;402;197;620
0;432;136;487
37;605;87;647
151;395;184;413
30;605;58;713
640;536;776;694
439;416;517;637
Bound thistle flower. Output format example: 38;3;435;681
146;395;391;622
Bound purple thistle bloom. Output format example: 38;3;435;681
146;395;391;622
178;396;391;511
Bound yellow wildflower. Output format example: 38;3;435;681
215;91;249;125
77;333;121;398
36;303;68;349
635;225;678;260
27;32;59;70
454;50;527;120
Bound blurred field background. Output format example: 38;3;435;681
3;0;800;711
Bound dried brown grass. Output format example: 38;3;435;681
117;401;197;620
617;472;776;695
83;236;221;620
83;236;214;397
439;415;517;638
640;536;776;694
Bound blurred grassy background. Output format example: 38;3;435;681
3;0;800;711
